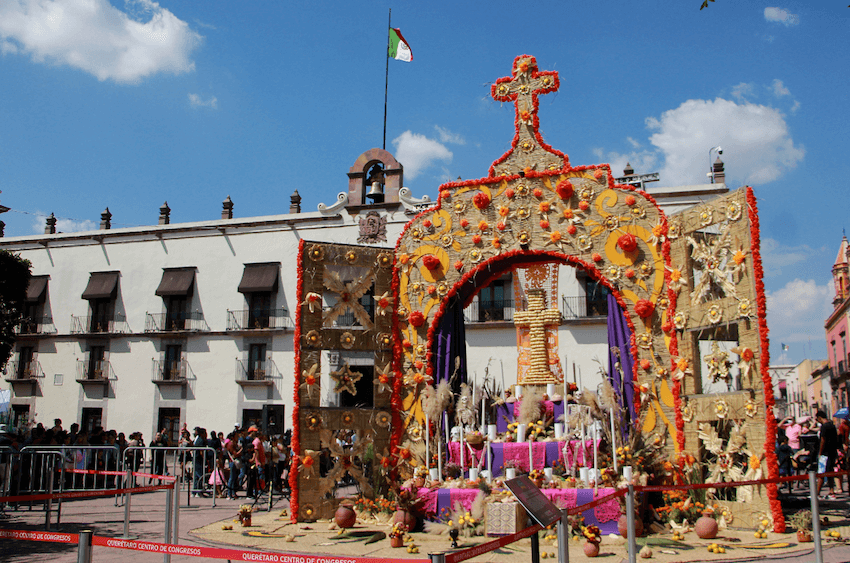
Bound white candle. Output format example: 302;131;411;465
425;412;430;474
515;385;523;399
481;395;486;432
487;424;497;441
437;433;443;482
544;467;553;482
580;467;589;486
610;407;618;474
430;467;440;481
547;383;555;398
554;423;564;439
517;423;527;443
623;466;633;481
460;426;466;473
486;441;492;482
529;440;534;473
593;423;599;491
469;467;478;481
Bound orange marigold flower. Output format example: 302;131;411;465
540;219;550;229
539;201;550;213
733;250;746;265
567;224;577;235
593;169;605;179
505;188;515;199
579;201;590;211
520;110;532;122
478;220;489;231
550;231;562;242
399;254;410;264
563;208;574;219
499;205;510;217
492;238;501;249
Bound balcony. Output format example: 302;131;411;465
561;295;608;319
226;309;292;331
75;359;113;386
839;360;849;377
14;316;56;335
4;360;44;381
463;299;519;323
235;358;279;387
71;314;128;335
152;359;191;386
145;311;207;333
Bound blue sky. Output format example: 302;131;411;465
0;1;848;365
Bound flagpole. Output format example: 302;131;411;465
383;8;391;151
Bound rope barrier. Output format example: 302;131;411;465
444;523;542;563
0;482;175;504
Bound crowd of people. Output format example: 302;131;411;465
776;409;850;499
0;418;292;501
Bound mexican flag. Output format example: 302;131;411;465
388;28;412;62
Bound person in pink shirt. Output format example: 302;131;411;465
780;416;805;450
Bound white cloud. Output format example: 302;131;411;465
766;279;832;357
434;125;465;145
790;100;801;114
626;137;641;149
188;93;217;109
764;7;800;26
392;131;453;180
646;97;805;185
770;79;791;97
0;0;202;84
730;82;755;102
31;212;96;234
760;238;821;278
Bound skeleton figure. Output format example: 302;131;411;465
455;383;476;427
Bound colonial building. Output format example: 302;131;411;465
0;148;728;442
825;235;850;412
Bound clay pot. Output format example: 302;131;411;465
618;514;644;538
390;536;404;548
412;477;426;489
797;530;813;543
583;541;600;557
334;503;357;529
694;513;719;539
393;509;418;532
240;516;251;527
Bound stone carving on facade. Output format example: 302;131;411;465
357;210;387;243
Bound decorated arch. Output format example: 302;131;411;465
290;54;780;531
392;55;682;456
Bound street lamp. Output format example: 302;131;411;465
708;146;723;184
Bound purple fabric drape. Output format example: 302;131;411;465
433;297;468;386
607;292;635;433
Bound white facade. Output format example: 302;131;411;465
0;153;728;440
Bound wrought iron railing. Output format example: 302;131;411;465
152;359;190;382
226;309;292;330
75;359;113;381
71;314;127;334
236;358;280;383
463;299;519;323
145;311;207;332
14;316;56;335
4;360;45;381
561;295;608;319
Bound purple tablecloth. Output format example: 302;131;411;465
448;440;599;476
420;487;620;534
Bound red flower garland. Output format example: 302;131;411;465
747;187;784;532
288;238;306;522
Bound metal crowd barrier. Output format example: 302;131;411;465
123;446;218;507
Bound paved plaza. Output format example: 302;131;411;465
2;486;850;562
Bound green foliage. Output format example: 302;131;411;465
0;250;31;370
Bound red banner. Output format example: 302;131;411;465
0;529;78;543
93;536;431;563
445;524;542;563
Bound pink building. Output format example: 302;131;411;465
825;235;850;412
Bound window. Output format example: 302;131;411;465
17;346;34;379
238;263;280;329
166;296;188;330
11;404;29;429
158;408;181;445
88;346;106;380
81;407;102;435
479;279;509;322
23;276;48;333
165;345;183;380
242;409;263;431
248;343;267;380
583;277;609;317
249;292;272;329
81;271;119;333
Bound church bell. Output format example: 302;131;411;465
366;181;384;203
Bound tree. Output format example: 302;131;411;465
0;250;31;371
